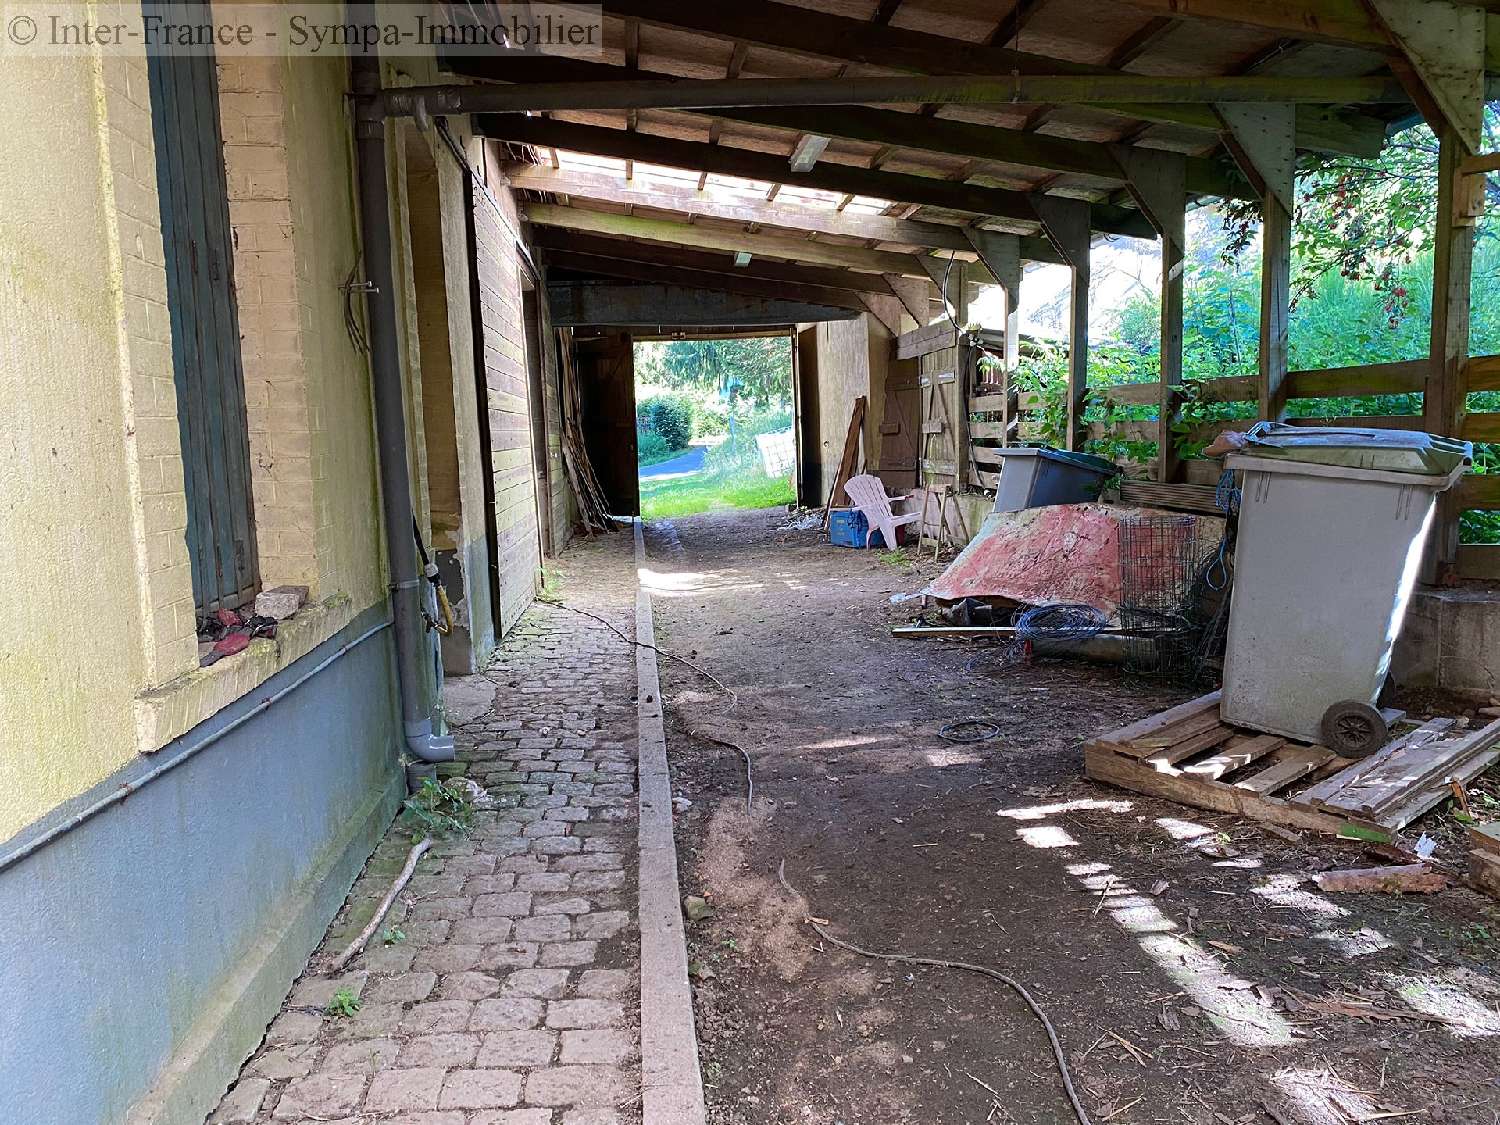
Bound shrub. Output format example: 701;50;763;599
636;393;695;451
637;429;674;466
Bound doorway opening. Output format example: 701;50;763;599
633;331;797;521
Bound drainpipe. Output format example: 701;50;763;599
351;29;453;765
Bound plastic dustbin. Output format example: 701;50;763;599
1220;424;1471;756
990;446;1118;512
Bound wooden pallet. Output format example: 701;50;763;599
1085;693;1500;838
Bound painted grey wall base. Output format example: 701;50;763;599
0;608;404;1125
1392;586;1500;699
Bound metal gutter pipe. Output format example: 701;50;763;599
351;22;453;766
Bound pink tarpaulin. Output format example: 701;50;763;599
926;503;1222;617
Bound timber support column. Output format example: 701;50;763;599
1031;196;1091;451
1218;104;1297;425
965;229;1023;447
1114;148;1187;480
1427;126;1480;575
1363;0;1485;576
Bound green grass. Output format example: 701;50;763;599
639;469;794;520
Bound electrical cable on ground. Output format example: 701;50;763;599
688;727;755;816
776;859;1094;1125
539;597;738;707
939;719;1001;744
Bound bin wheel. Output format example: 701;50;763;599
1320;700;1389;759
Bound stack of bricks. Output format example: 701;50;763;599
213;538;644;1123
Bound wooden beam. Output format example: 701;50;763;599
1031;194;1091;451
455;57;1250;198
504;164;1065;260
395;74;1414;113
1366;0;1487;154
592;0;1396;155
1427;125;1479;576
547;281;857;326
531;230;900;294
1116;148;1187;480
476;116;1157;238
541;248;870;310
522;202;930;275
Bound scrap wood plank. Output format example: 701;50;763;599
1296;718;1456;808
1101;691;1221;750
1372;740;1500;831
1310;718;1500;819
1127;707;1228;753
1084;741;1352;837
822;394;868;524
1142;724;1237;770
1181;734;1285;780
1468;822;1500;856
1234;746;1336;796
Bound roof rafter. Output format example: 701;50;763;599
503;164;1065;261
447;55;1250;198
589;0;1395;153
476;115;1157;237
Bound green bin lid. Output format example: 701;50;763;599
1241;422;1471;476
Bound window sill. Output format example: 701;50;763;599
133;594;357;755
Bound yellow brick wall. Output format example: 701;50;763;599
0;37;388;841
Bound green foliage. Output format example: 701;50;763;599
638;466;794;520
380;927;406;945
637;429;677;466
325;988;361;1018
634;336;793;411
400;777;475;840
636;393;695;451
704;409;794;476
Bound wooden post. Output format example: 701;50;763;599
1114;147;1186;480
1217;105;1296;424
1158;206;1186;482
1031;195;1091;451
1259;196;1292;422
1427;125;1479;576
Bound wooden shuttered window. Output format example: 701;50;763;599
145;22;259;613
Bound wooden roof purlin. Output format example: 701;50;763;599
427;0;1497;285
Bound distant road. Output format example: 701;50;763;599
640;445;707;479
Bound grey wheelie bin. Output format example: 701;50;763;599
1220;423;1471;758
990;446;1118;512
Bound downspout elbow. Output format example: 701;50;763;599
404;718;455;763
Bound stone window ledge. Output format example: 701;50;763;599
133;594;358;755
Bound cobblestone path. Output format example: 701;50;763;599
211;535;642;1125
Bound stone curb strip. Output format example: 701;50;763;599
632;518;708;1124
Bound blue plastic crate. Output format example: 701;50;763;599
828;507;906;548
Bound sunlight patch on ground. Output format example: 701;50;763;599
1016;824;1079;849
637;566;709;594
1251;874;1350;920
1378;970;1500;1037
1312;925;1396;956
923;747;984;767
1154;815;1216;841
995;798;1134;822
1272;1066;1392;1123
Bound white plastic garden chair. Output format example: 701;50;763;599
843;474;920;550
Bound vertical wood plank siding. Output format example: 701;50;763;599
472;191;542;634
146;31;259;612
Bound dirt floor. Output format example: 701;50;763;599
642;506;1500;1125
